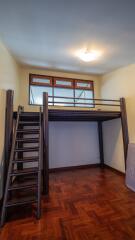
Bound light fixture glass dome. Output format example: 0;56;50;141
77;49;102;62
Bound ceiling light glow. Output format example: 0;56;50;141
77;49;102;62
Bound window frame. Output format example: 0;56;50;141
29;73;95;107
75;79;93;90
54;77;74;89
29;74;53;87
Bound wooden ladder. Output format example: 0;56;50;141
0;106;42;227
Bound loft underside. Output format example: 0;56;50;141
14;109;121;122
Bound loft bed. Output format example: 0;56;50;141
4;90;129;195
42;93;129;194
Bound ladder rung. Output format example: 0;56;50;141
8;180;38;191
20;112;39;117
17;129;39;134
6;196;38;207
10;168;38;176
15;147;39;152
19;121;39;126
13;156;39;163
16;138;39;143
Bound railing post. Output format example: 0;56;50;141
43;92;49;195
4;90;14;190
120;98;129;169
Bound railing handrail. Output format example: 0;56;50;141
30;91;120;108
48;95;120;102
47;101;120;107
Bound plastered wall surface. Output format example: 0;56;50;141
0;41;20;109
101;64;135;172
49;122;100;168
0;41;20;198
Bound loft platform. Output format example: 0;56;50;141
48;109;121;121
14;109;121;122
17;95;122;121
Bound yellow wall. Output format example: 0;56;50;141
19;66;101;111
0;41;20;108
0;90;6;197
101;64;135;172
101;64;135;142
0;41;20;198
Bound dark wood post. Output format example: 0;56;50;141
43;92;49;195
120;98;129;169
98;121;104;168
4;90;14;189
17;126;23;172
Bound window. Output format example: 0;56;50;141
29;74;94;107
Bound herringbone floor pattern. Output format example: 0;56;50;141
1;167;135;240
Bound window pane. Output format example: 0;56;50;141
32;78;51;85
54;88;74;106
76;81;91;88
55;80;72;87
75;89;93;107
30;85;52;105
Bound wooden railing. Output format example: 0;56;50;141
47;95;121;108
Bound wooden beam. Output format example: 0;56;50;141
43;92;49;195
98;121;104;167
4;90;14;189
120;98;129;169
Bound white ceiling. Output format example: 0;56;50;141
0;0;135;74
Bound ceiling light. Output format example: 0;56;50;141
77;49;102;62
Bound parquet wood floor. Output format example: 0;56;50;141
1;167;135;240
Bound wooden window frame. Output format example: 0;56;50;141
54;77;74;89
29;74;94;106
29;74;53;87
75;79;94;90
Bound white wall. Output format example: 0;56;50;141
101;63;135;172
49;122;100;168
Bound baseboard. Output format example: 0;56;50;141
104;164;125;176
49;163;101;173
